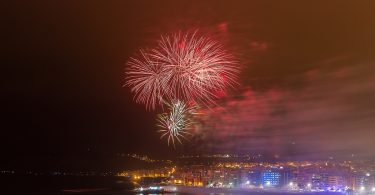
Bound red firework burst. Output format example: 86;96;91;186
125;31;239;110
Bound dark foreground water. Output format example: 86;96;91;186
0;175;134;195
0;176;344;195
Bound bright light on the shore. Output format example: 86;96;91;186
372;187;375;192
307;183;311;187
360;186;365;191
289;182;293;186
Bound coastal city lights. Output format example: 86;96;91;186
114;154;375;194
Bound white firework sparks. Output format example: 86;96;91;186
157;100;197;146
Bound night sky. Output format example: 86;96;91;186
2;1;375;169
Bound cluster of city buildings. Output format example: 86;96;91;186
123;160;375;193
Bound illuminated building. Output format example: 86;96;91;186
262;169;281;186
312;174;323;189
248;169;262;186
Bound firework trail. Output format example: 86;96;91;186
157;100;197;146
125;31;239;110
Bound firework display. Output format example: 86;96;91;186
157;100;197;146
125;31;239;146
126;31;238;109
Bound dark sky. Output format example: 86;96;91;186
2;0;375;168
